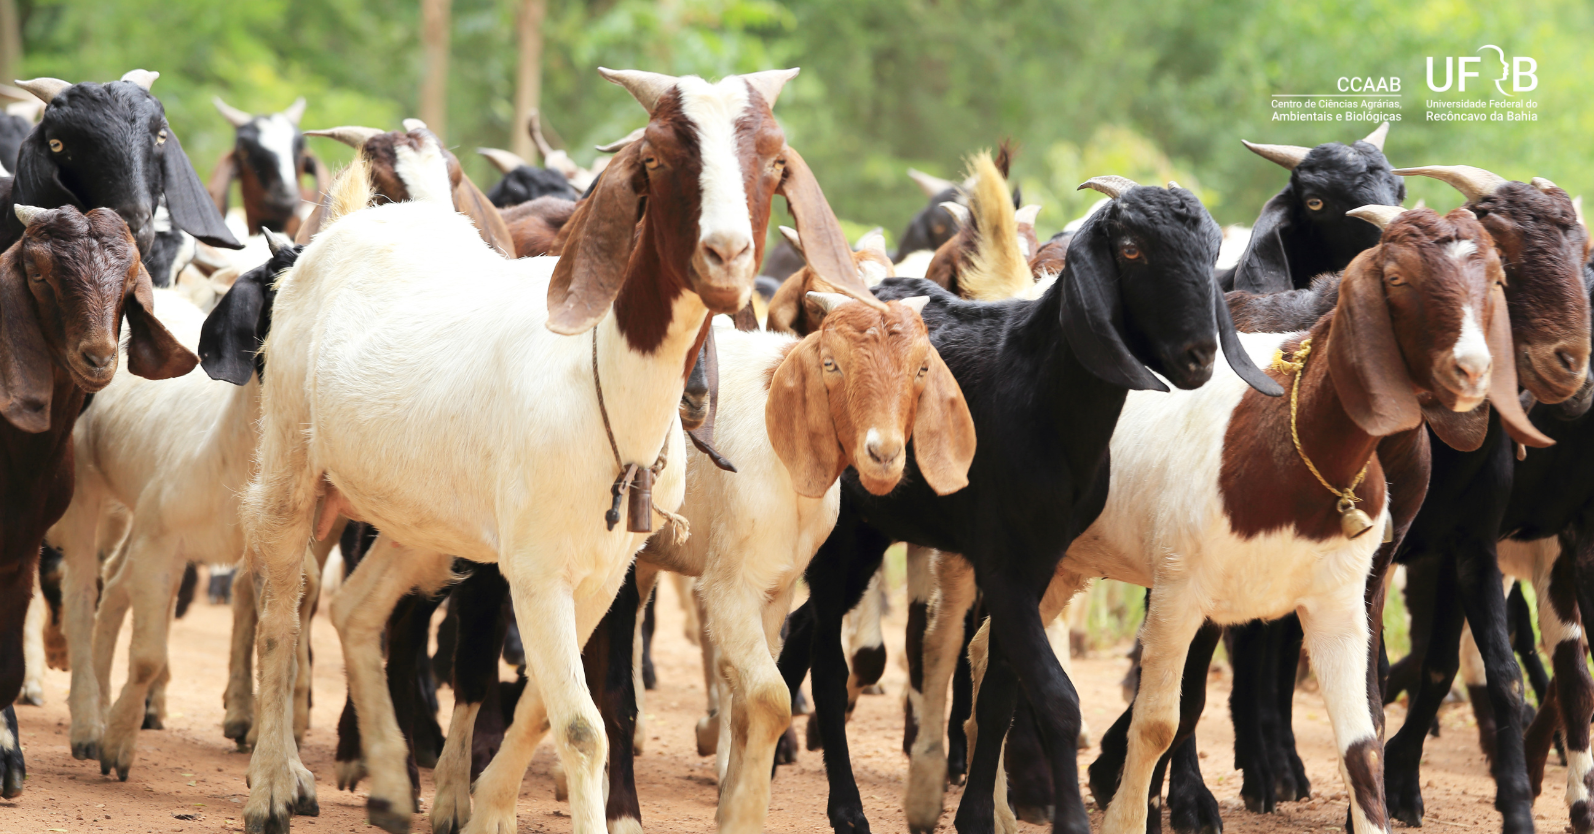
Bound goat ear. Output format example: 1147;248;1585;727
1483;281;1554;448
1325;252;1421;436
198;269;266;385
765;270;809;336
206;149;238;217
0;248;53;432
778;147;872;299
1214;285;1283;396
766;335;843;498
1231;192;1294;293
912;347;976;495
546;141;646;335
123;261;199;380
451;173;515;257
161;128;243;250
1059;215;1168;392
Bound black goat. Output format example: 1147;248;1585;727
775;176;1279;834
1;71;240;264
1222;122;1402;292
476;147;582;208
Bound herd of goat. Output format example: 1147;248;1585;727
0;63;1591;834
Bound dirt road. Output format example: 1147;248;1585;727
1;573;1547;833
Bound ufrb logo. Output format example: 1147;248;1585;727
1427;45;1537;95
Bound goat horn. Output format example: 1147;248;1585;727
594;126;646;154
1015;204;1042;225
15;77;71;105
213;96;254;128
527;109;556;158
1362;121;1390;151
0;83;32;103
598;68;678;116
856;228;888;257
1346;205;1406;230
1077;175;1140;199
477;147;530;174
1167;180;1181;190
120;69;159;90
305;126;384;149
401;118;429;133
1531;177;1560;195
1242;140;1311;171
907;168;957;198
940;201;971;226
742;68;799;109
262;228;293;256
805;291;855;316
779;225;804;255
14;204;47;227
282;97;307;126
1392;166;1508;202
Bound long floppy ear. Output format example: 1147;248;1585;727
1230;191;1295;293
1060;212;1168;391
766;335;843;498
161;128;242;249
206;149;239;216
198;269;266;385
1214;284;1283;396
1484;282;1554;447
123;261;199;380
1325;252;1422;436
546;140;646;334
0;248;53;432
912;347;976;495
11;131;80;250
777;147;872;299
451;172;515;258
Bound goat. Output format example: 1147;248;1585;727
44;233;303;781
0;203;198;799
774;175;1279;834
893;167;974;262
477;147;582;207
1;72;240;265
1223;122;1402;293
300;120;514;256
501;196;578;257
765;228;892;335
240;67;845;834
208;97;329;238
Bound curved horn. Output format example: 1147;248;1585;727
120;69;159;90
401;118;429;133
1346;205;1406;230
940;201;971;227
594;126;646;154
1077;175;1140;199
476;147;530;174
1362;121;1390;151
14;205;47;227
262;228;293;256
907;168;957;198
1242;140;1311;171
742;68;799;109
282;97;307;126
213;96;254;128
1392;165;1508;202
305;126;384;149
598;68;678;115
527;109;556;158
1166;180;1181;190
1015;204;1042;226
1531;177;1560;195
15;77;71;105
779;225;804;254
0;83;31;103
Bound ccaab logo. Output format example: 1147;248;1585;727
1427;45;1536;95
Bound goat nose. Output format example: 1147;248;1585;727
701;232;752;268
1180;342;1216;375
1455;353;1490;388
1558;349;1584;374
864;428;902;466
80;347;114;372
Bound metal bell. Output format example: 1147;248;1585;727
1337;496;1375;539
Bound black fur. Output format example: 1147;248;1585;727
0;112;32;173
198;237;302;385
485;164;580;208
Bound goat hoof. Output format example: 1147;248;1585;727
1571;799;1594;834
71;740;100;761
142;714;164;731
0;739;23;799
1086;755;1122;810
336;758;367;791
695;715;719;757
1014;804;1052;825
774;725;798;765
293;794;319;818
827;804;871;834
1167;780;1223;834
224;718;252;743
244;806;293;834
19;684;43;707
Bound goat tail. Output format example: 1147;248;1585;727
324;152;374;228
959;151;1033;302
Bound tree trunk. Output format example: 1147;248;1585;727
511;0;546;161
0;0;21;88
419;0;451;141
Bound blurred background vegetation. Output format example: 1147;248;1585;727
5;0;1591;242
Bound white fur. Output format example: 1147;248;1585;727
393;136;453;207
1447;239;1478;261
677;77;753;250
1452;306;1491;395
255;114;301;198
893;249;935;279
20;579;45;705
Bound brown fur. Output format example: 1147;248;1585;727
502;196;579;257
766;244;893;337
765;299;974;498
1342;737;1389;830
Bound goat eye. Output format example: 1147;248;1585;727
822;358;837;372
48;138;62;153
1306;197;1324;211
1387;274;1405;286
643;156;659;170
157;130;168;146
1121;245;1140;260
918;364;928;378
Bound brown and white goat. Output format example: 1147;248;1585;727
0;204;197;799
208;97;327;239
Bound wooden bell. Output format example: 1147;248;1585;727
1338;497;1374;539
627;466;654;533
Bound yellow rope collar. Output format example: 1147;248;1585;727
1271;337;1379;539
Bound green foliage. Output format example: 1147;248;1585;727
16;0;1594;243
